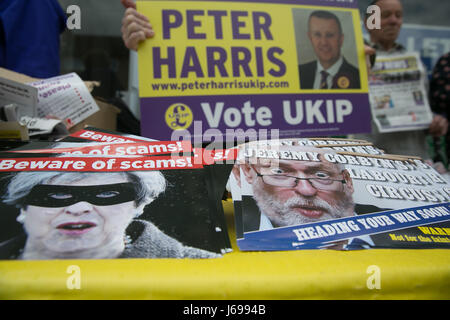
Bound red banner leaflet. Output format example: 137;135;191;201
0;156;200;172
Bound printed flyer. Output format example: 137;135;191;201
28;73;100;128
137;0;371;141
0;135;233;260
231;139;450;250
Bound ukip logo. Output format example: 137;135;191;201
165;103;193;130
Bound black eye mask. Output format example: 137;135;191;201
24;183;137;207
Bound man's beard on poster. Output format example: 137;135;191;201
252;179;354;227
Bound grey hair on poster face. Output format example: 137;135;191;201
2;170;167;210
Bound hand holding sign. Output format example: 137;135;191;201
121;2;155;51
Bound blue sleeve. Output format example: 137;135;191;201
0;0;67;78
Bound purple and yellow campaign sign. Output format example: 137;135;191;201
137;0;370;141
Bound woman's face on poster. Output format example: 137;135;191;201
20;174;138;256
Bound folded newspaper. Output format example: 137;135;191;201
0;128;232;260
369;52;433;133
230;138;450;250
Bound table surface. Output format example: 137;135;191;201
0;200;449;300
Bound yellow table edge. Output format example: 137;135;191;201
0;200;449;300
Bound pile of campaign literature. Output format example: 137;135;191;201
229;138;450;251
0;127;233;260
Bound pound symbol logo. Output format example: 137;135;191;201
165;103;193;130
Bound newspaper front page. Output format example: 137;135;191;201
369;52;433;133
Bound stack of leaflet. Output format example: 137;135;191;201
229;138;450;251
0;128;233;260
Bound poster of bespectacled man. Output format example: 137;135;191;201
294;8;361;90
0;152;228;260
232;142;450;251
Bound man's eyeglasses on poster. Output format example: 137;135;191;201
252;166;346;190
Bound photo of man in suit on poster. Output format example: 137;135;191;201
294;9;361;90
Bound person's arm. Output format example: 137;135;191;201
121;0;154;51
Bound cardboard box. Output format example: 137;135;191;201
0;67;120;135
0;121;29;140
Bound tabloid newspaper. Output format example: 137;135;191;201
0;128;233;260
